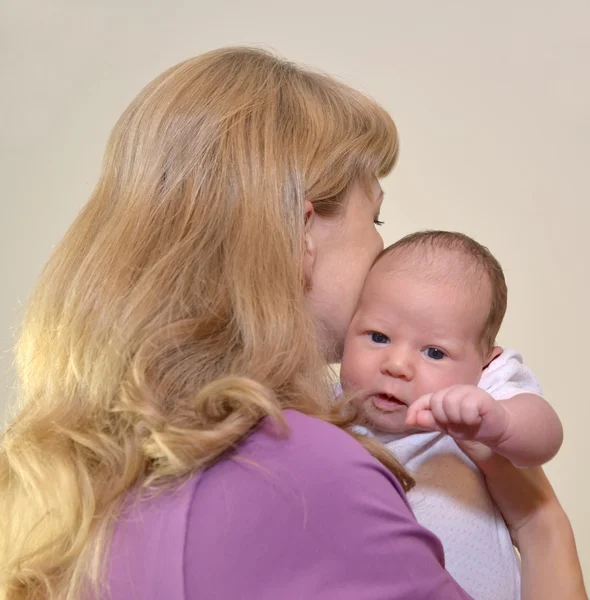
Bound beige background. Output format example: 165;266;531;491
2;0;589;580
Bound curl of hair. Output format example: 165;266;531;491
0;46;410;599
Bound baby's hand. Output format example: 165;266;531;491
405;385;509;444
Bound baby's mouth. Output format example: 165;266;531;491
372;393;406;413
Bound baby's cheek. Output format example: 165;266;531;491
341;357;370;391
340;349;358;381
339;362;358;391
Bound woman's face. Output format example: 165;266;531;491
306;179;385;362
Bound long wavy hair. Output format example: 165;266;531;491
0;47;412;599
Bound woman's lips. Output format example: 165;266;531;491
372;393;406;413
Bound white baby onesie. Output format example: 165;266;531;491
358;349;542;600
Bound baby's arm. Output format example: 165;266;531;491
406;386;563;467
493;392;563;466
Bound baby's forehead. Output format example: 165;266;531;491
363;248;493;337
371;244;486;286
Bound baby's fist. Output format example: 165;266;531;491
406;385;508;442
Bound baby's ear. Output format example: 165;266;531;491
484;346;503;369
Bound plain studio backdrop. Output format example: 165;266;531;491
2;0;589;581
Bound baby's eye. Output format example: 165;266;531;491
370;332;390;344
424;347;446;360
374;218;384;226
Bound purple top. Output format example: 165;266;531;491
108;410;473;599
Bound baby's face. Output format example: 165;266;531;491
341;262;493;434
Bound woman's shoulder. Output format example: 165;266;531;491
246;408;406;477
107;411;406;596
217;408;410;505
108;411;465;599
182;411;458;599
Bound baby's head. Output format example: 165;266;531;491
341;230;507;434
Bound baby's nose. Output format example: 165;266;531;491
381;350;414;381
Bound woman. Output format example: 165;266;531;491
0;47;585;599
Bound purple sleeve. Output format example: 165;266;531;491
184;410;473;599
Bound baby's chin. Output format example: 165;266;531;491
360;398;410;435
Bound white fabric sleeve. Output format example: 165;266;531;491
478;348;543;400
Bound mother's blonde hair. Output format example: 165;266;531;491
0;47;411;599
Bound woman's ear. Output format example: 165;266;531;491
303;200;316;292
484;346;503;369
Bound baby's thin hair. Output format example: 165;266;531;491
377;230;507;353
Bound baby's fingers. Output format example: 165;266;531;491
406;394;432;426
430;389;453;424
459;397;483;425
415;409;440;431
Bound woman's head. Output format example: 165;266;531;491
93;46;396;361
1;47;400;598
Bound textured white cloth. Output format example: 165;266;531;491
478;348;542;400
354;349;542;600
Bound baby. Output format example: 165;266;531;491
340;230;563;600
